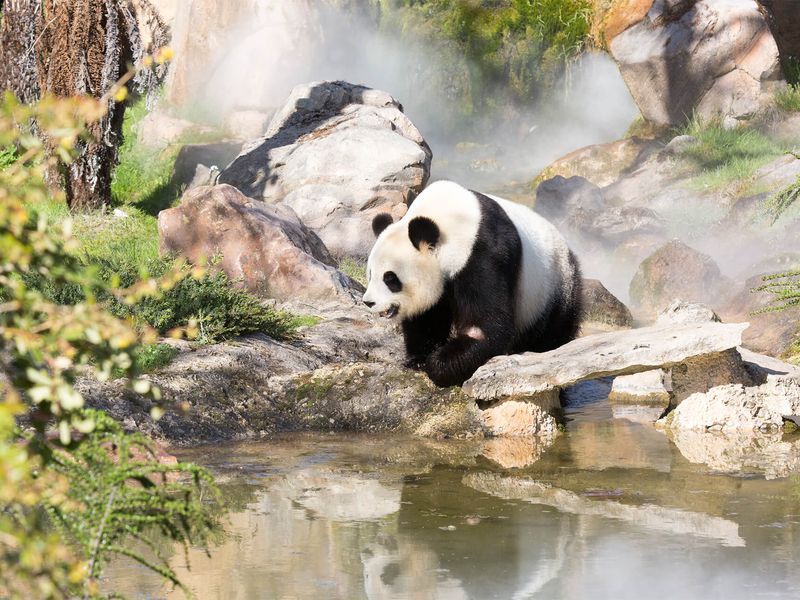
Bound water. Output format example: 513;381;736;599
107;402;800;599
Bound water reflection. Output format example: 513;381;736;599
107;419;800;600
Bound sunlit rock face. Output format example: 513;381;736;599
219;81;431;258
609;0;784;126
158;184;362;303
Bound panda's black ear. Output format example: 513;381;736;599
408;216;440;251
372;213;394;238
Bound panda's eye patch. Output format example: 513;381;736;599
383;271;402;292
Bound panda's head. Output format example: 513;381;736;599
362;212;445;320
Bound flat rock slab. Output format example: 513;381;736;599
463;322;748;401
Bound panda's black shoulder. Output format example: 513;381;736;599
467;191;522;257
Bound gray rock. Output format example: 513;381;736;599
610;0;783;126
581;279;633;330
219;81;432;258
136;111;203;149
656;300;721;325
224;109;273;140
171;142;242;189
480;397;559;438
158;184;363;303
609;369;671;406
662;135;697;155
667;428;800;480
629;241;729;318
535;175;604;221
463;321;748;402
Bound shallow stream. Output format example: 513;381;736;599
108;396;800;599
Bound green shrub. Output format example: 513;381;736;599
129;270;303;344
766;175;800;224
0;145;16;168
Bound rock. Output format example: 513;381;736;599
534;137;659;187
165;0;319;109
738;347;800;383
661;384;785;433
171;142;242;189
629;241;729;317
218;81;432;258
668;429;800;479
463;472;745;546
535;175;664;247
609;369;671;406
136;111;201;148
463;321;748;402
224;109;273;140
480;400;558;438
581;278;634;329
610;0;784;126
656;300;721;325
662;134;698;155
158;184;362;303
751;154;800;189
670;348;755;404
718;272;800;357
479;436;556;469
591;0;655;48
535;175;604;222
767;114;800;144
759;0;800;66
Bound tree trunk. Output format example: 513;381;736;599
0;0;169;211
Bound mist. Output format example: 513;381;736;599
192;2;638;190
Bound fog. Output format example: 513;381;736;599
195;2;637;189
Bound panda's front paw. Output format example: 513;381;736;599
404;356;426;371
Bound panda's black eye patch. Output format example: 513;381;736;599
383;271;402;292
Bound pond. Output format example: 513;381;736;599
107;396;800;599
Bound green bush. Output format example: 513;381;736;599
371;0;592;113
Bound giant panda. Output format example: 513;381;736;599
363;180;582;387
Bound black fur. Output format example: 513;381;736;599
372;213;394;237
402;193;582;387
408;216;440;250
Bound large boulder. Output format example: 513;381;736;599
158;184;362;303
629;241;729;317
218;81;432;258
609;0;784;126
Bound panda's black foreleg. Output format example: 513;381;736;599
401;295;452;370
423;331;510;387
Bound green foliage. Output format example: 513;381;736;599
372;0;592;112
0;145;17;168
776;84;800;113
44;410;221;596
677;116;787;190
128;270;303;344
766;175;800;224
754;269;800;313
0;93;221;598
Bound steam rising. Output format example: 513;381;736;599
191;3;637;189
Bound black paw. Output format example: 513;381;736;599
404;356;425;371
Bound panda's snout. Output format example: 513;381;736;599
363;300;375;308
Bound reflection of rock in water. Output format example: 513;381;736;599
273;468;401;521
480;435;556;469
463;472;745;547
568;419;672;472
362;535;468;600
668;430;800;480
